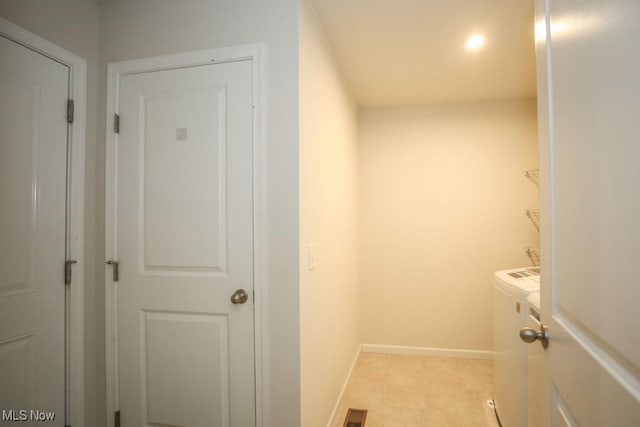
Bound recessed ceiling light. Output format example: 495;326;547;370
465;35;485;50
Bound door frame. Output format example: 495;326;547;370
535;1;556;424
105;44;265;427
0;17;87;427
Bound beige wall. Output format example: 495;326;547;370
98;1;301;425
299;1;360;425
359;100;539;352
0;2;103;425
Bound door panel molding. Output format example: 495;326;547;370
105;44;264;427
0;17;86;427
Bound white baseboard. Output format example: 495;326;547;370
326;345;362;427
361;344;493;360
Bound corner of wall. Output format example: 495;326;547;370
299;1;360;425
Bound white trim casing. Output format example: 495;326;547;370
0;17;87;427
104;44;266;427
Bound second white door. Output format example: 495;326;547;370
112;59;255;427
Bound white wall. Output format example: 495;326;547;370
98;1;300;425
359;100;539;352
299;1;360;425
0;2;103;425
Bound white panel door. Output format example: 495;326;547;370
535;0;640;425
113;60;254;427
0;35;69;425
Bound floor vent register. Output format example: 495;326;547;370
343;408;367;427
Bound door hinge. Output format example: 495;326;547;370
67;100;74;123
106;260;119;282
114;113;120;133
114;410;120;427
65;260;78;286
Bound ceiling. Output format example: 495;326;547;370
310;0;537;107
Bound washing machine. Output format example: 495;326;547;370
492;267;540;427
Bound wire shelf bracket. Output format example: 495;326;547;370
525;247;540;267
524;169;539;187
525;209;541;231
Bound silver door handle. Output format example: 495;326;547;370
520;324;549;349
230;289;249;304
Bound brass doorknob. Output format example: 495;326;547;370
230;289;249;304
